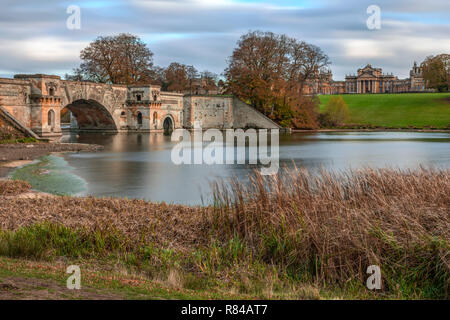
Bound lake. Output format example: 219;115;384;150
11;131;450;205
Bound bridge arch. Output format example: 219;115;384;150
63;99;118;132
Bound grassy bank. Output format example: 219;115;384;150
0;168;449;299
319;93;450;129
0;137;37;144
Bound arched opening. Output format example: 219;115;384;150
137;112;143;126
62;99;118;132
153;111;158;125
163;116;174;136
48;109;55;132
49;88;55;96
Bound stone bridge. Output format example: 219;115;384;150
0;74;280;139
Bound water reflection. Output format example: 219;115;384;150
60;131;450;205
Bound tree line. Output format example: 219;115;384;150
66;32;449;129
66;33;221;95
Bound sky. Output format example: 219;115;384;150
0;0;449;80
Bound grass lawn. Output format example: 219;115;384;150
319;92;450;129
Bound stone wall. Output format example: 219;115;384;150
183;95;233;129
0;114;24;140
232;98;281;129
0;106;39;140
0;78;31;127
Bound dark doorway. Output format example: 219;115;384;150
137;112;143;126
163;117;173;135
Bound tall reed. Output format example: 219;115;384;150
209;167;449;295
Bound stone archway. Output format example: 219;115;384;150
163;115;174;135
63;99;118;132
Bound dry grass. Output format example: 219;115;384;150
0;180;31;196
0;195;207;250
210;167;450;295
0;167;448;298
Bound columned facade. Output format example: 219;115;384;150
305;62;427;95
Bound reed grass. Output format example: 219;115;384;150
209;167;450;297
0;167;448;298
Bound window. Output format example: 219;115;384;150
136;94;142;101
121;111;126;117
48;110;55;131
153;112;158;124
49;88;54;96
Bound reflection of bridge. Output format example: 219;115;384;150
0;74;280;138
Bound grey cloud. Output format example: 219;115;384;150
0;0;448;80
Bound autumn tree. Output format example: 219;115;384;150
165;62;189;93
224;31;330;128
320;96;350;127
421;54;450;92
69;33;154;85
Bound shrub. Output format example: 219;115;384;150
321;96;350;126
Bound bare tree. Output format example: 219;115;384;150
200;71;218;94
70;33;154;85
185;65;199;94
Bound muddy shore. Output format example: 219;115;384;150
0;142;103;177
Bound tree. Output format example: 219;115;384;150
421;54;450;92
200;71;218;94
321;96;349;127
70;33;154;85
165;62;189;93
224;30;330;128
145;66;168;89
185;65;199;94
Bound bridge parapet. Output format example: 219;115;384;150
1;73;281;138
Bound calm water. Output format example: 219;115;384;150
12;131;450;205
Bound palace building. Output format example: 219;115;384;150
304;62;427;95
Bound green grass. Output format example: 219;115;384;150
319;93;450;129
0;222;444;299
0;137;38;144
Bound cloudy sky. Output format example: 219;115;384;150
0;0;449;80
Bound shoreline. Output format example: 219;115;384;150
0;142;103;177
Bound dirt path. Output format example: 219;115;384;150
0;276;124;300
